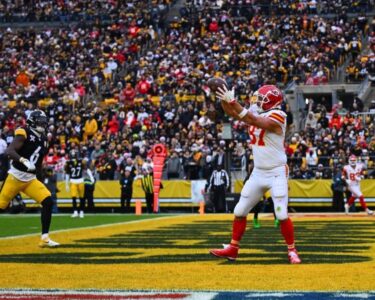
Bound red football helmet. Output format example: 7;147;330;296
254;85;283;111
349;155;357;166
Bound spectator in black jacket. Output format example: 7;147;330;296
166;151;181;179
331;166;345;212
120;167;134;212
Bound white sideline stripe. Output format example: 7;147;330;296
0;289;219;299
0;215;185;241
245;292;305;297
0;289;374;298
334;293;374;298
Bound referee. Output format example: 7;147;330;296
208;164;229;213
141;168;154;213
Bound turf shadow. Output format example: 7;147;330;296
0;220;374;264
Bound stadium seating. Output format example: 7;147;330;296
0;0;374;182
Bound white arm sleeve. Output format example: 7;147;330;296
87;169;95;182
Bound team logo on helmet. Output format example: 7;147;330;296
254;85;283;111
26;110;48;134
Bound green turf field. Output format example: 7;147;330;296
0;214;374;294
0;214;162;238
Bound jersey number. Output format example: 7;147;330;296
249;126;266;146
349;173;360;180
71;167;81;177
30;146;42;164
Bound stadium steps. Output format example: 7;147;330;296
362;85;375;109
334;15;373;83
165;0;187;23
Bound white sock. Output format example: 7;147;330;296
41;234;49;240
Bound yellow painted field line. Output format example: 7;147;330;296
0;215;186;241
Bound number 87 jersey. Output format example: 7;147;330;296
11;127;48;175
248;109;287;170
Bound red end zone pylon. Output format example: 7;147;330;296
150;143;167;213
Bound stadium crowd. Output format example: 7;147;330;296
0;0;172;23
345;30;375;83
187;0;373;15
0;0;374;184
287;99;375;179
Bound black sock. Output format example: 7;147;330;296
79;198;85;211
72;197;77;210
41;197;53;234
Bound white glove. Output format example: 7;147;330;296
65;184;70;192
19;157;36;172
216;86;236;103
355;176;361;181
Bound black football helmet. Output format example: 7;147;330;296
26;110;48;134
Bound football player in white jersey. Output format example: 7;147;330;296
210;84;301;264
343;155;373;215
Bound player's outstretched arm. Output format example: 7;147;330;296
221;101;240;119
217;87;282;134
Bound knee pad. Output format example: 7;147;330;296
273;198;288;221
42;196;53;208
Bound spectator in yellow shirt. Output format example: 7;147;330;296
83;114;98;141
346;62;359;82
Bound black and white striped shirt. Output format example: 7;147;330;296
208;170;229;190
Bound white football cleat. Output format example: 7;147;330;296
288;249;302;264
366;208;373;215
79;211;84;218
71;211;78;218
344;203;349;215
39;238;60;248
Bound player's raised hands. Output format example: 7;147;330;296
216;86;236;104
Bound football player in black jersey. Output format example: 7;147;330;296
0;110;59;247
65;149;94;218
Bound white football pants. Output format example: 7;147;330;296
234;165;289;220
348;184;363;198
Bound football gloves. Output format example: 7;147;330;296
19;157;36;172
216;86;236;104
